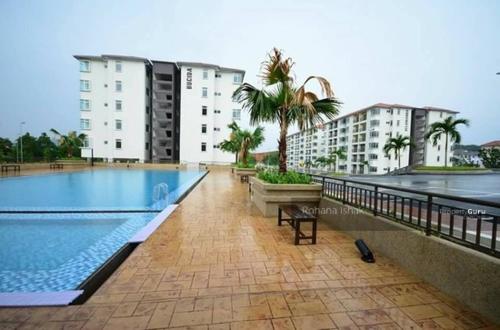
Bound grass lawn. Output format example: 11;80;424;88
414;166;488;172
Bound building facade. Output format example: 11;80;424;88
76;55;244;164
178;62;245;164
76;55;152;163
286;103;458;174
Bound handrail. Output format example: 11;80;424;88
309;174;500;209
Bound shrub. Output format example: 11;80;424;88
257;170;312;184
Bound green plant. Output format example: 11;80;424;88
328;148;347;171
424;116;470;167
383;134;413;169
219;122;264;166
233;48;341;173
219;122;243;163
257;169;312;184
479;148;500;168
50;129;86;158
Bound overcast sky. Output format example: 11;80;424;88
0;0;499;151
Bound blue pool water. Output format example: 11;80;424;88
0;169;205;292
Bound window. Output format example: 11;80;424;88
369;154;378;160
214;127;220;132
396;120;400;126
83;137;91;148
440;112;443;118
214;110;221;114
115;61;122;72
80;99;91;111
438;145;441;151
104;103;108;107
201;142;207;152
232;109;241;120
214;92;221;96
202;87;208;98
437;156;440;162
145;142;149;150
215;73;222;78
233;73;243;84
115;139;122;149
145;124;149;132
203;69;208;80
104;140;108;145
80;118;91;130
369;142;378;149
202;106;207;116
370;120;379;127
201;124;207;134
80;60;91;72
115;100;122;111
115;81;122;92
370;131;379;138
115;120;122;130
80;80;91;92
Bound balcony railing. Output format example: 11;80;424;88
308;174;500;258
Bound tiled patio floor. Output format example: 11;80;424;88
0;170;496;329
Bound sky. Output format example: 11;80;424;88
0;0;499;152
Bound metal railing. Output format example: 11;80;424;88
309;174;500;258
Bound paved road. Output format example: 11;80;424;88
351;174;500;203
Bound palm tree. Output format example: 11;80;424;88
219;122;242;163
383;134;413;169
329;148;347;172
424;116;470;167
50;129;86;158
237;126;265;167
314;156;328;169
233;48;341;173
359;160;370;174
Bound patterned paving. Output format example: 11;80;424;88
0;169;496;329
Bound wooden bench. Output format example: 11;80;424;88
50;163;64;170
278;204;317;245
1;164;20;173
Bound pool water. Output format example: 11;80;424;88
0;169;205;292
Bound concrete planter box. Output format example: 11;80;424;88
233;167;257;177
250;176;322;217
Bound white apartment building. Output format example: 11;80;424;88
75;55;244;164
178;62;244;164
76;55;151;162
286;103;458;174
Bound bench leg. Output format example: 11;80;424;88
295;220;301;245
278;208;282;226
312;220;317;244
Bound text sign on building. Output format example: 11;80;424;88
186;68;192;89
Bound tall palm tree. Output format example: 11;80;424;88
329;148;347;172
424;116;470;167
238;126;265;167
314;156;328;169
233;48;341;173
50;129;86;158
219;122;242;163
383;134;413;169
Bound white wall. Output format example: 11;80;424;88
80;59;148;162
179;65;242;164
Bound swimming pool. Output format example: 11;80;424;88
0;169;205;295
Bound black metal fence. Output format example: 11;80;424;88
310;175;500;258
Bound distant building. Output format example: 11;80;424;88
75;55;244;164
481;140;500;150
252;151;278;163
452;145;482;166
286;103;458;174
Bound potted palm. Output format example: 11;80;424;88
233;48;341;216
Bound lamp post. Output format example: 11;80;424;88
19;121;26;164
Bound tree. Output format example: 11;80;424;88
233;48;341;173
359;160;370;174
14;133;37;162
238;126;265;167
329;148;347;172
37;133;58;161
50;129;86;158
479;148;500;168
262;151;279;166
314;156;329;169
383;134;413;169
424;116;470;167
219;122;243;163
0;137;13;162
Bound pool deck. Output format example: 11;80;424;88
0;169;496;329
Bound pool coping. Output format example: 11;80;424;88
0;170;209;307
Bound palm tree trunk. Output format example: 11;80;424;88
398;150;401;169
444;133;448;167
278;115;288;173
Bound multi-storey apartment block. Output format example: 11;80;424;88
178;62;245;164
76;55;244;164
286;103;458;174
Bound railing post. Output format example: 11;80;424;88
426;195;433;236
342;180;347;204
322;176;325;197
373;186;378;216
